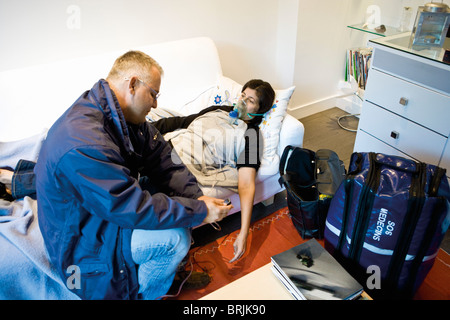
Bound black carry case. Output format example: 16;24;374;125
325;152;450;299
278;146;346;239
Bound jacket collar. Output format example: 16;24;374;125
89;79;135;154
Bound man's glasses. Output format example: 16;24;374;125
124;77;161;100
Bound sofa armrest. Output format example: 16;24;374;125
278;114;304;156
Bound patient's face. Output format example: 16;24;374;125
239;88;259;115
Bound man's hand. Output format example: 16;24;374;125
198;196;233;224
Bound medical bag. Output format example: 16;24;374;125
324;152;450;299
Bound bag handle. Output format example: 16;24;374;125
429;167;447;197
279;145;296;178
278;145;317;190
373;153;420;174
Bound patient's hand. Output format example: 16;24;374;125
229;232;247;263
198;196;232;224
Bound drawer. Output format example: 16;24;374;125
371;46;450;95
354;129;415;161
365;69;450;137
358;102;447;165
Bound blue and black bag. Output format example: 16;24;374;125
324;152;450;299
279;146;346;239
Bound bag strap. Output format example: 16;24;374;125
429;166;447;197
403;198;446;296
279;145;296;177
385;162;426;295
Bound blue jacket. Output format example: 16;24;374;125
35;79;207;299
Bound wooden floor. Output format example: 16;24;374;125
299;107;359;169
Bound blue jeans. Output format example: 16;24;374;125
130;227;191;300
12;159;37;199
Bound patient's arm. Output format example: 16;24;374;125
151;105;232;134
229;166;256;263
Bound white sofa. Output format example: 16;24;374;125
0;37;304;216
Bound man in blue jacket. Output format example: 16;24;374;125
35;50;231;300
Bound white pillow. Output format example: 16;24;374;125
259;86;295;169
209;75;295;174
209;75;243;106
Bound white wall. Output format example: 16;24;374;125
290;0;354;115
0;0;280;86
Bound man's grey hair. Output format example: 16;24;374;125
107;50;164;83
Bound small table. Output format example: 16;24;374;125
201;263;371;300
201;263;291;300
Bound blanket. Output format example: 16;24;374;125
0;197;79;299
0;129;48;170
0;132;78;299
164;110;247;192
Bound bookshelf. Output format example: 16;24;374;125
345;24;405;91
347;23;403;38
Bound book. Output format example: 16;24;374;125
271;239;363;300
345;47;372;90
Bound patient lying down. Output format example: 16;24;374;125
151;79;275;263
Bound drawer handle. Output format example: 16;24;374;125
390;131;400;139
399;97;408;106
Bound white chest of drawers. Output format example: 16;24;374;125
353;34;450;179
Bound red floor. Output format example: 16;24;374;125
174;207;450;300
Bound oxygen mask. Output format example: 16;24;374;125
234;99;248;120
232;98;265;121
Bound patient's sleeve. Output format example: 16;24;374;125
152;105;233;134
236;126;262;171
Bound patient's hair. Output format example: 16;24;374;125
107;50;164;83
243;79;275;126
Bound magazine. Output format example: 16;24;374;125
271;239;363;300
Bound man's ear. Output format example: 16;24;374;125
128;76;139;94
